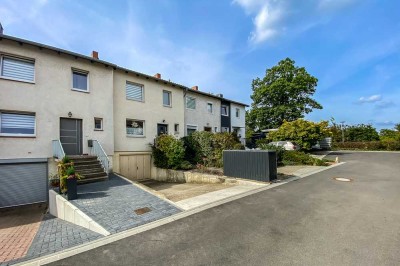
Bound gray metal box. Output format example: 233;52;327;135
223;150;277;182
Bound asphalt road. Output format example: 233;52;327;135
50;152;400;266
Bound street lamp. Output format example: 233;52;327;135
340;121;345;143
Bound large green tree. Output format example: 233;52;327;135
247;58;322;131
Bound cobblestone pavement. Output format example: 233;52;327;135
69;174;181;234
2;214;102;266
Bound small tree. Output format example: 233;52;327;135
345;124;379;142
152;135;186;169
267;119;331;150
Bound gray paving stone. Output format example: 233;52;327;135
68;174;181;234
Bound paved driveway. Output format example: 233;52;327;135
50;152;400;266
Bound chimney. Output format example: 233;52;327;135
154;73;161;79
191;86;198;91
91;51;99;59
0;23;3;35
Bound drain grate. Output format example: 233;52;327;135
333;177;352;182
134;207;152;215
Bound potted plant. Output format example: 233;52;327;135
65;166;78;200
49;173;60;188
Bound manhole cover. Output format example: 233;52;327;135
134;207;152;215
333;177;352;182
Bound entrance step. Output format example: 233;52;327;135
68;155;108;185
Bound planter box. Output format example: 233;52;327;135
67;178;78;200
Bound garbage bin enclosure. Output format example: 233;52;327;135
223;150;277;182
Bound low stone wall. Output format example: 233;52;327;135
151;168;266;186
48;190;110;236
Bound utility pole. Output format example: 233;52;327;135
340;121;345;143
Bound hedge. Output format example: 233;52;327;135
333;141;400;151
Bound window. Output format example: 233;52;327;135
214;127;218;132
222;127;229;132
204;127;212;132
174;124;179;134
207;103;213;113
126;119;145;136
1;55;35;82
163;90;171;106
221;105;229;116
126;82;144;102
0;112;35;136
94;118;103;131
186;125;197;135
186;96;196;109
236;108;240;118
72;69;88;91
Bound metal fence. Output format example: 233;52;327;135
223;150;277;182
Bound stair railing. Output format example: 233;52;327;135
89;140;110;174
52;140;65;159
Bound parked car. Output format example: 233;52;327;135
268;141;301;151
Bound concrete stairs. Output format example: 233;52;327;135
69;155;108;184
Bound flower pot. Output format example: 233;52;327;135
67;178;78;200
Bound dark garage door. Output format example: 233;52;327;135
0;158;48;208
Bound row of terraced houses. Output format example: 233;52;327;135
0;30;247;208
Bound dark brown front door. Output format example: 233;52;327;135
60;118;83;155
157;124;168;136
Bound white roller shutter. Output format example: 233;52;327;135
1;56;35;82
126;82;143;101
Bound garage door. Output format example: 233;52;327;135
0;158;48;208
119;154;151;181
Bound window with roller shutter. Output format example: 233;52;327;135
0;112;36;137
1;55;35;82
126;82;144;102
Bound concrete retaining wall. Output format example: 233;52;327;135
48;190;110;236
151;168;266;186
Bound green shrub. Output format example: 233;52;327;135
333;141;400;151
258;144;285;165
152;135;185;169
184;131;214;166
66;166;75;176
282;151;327;166
212;132;242;167
179;161;193;170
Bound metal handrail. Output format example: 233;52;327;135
52;140;65;159
89;140;110;174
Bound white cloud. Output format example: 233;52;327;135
358;94;382;103
234;0;358;45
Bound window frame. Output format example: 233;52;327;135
221;105;229;116
207;102;213;114
0;111;36;137
126;118;145;137
236;108;240;118
186;96;196;110
71;68;89;92
163;90;172;107
126;81;144;102
174;123;179;134
94;117;103;131
0;54;36;84
186;124;198;135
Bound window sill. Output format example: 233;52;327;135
163;105;172;108
94;129;103;131
0;76;35;84
186;108;196;110
0;134;36;138
126;98;144;103
126;135;146;138
221;114;229;116
72;88;90;93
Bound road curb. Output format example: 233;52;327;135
16;162;345;266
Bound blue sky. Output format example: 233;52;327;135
1;0;399;129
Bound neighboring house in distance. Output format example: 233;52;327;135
112;70;185;179
230;102;246;140
184;86;221;135
220;98;231;133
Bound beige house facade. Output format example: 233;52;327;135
184;89;221;135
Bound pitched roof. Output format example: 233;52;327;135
0;34;248;107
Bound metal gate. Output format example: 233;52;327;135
0;158;48;208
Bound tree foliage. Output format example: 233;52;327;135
247;58;322;131
267;119;331;150
345;124;379;142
